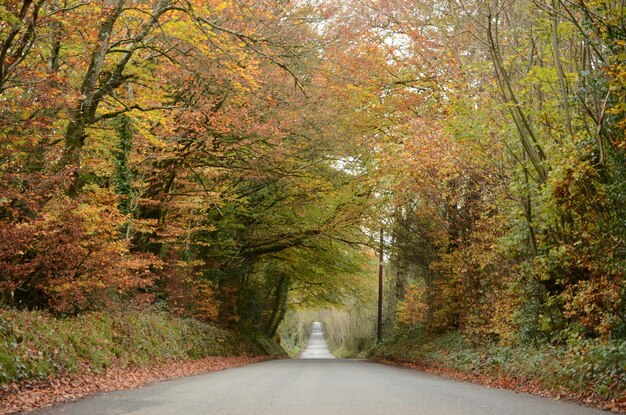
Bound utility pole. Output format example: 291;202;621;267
377;227;383;342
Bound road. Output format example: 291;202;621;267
29;322;611;415
299;321;335;358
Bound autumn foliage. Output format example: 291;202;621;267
0;0;374;334
1;2;625;404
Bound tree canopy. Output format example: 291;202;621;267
1;0;625;344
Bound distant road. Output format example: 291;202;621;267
299;321;335;358
30;323;611;415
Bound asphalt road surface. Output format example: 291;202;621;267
299;321;335;359
29;322;612;415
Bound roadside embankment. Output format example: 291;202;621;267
371;328;626;413
0;309;284;414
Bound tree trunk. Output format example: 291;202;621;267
61;0;173;193
265;274;288;337
551;0;574;138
